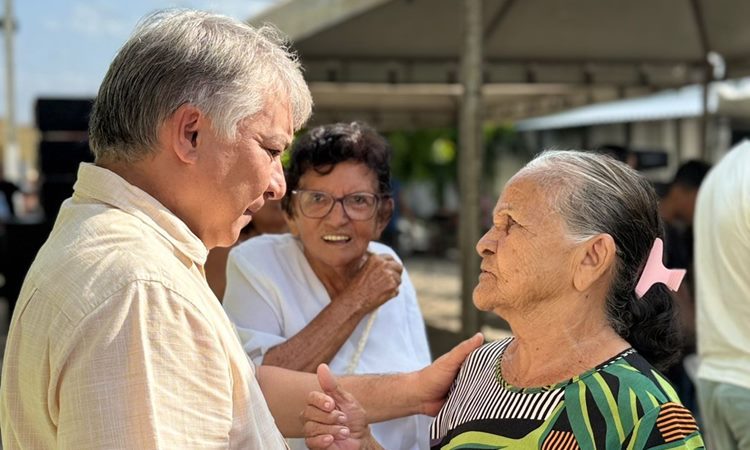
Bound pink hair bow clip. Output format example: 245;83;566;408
635;238;686;299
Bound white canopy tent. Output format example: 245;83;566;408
250;0;750;335
254;0;750;84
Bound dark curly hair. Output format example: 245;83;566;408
282;121;392;217
523;150;681;370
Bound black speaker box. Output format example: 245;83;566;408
1;221;53;316
40;177;76;223
39;140;93;176
35;98;93;132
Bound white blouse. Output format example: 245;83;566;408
224;233;432;450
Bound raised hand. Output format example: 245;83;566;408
303;364;381;450
338;253;403;315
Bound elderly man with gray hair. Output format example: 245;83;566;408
0;10;480;449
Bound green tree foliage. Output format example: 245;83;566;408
387;124;523;185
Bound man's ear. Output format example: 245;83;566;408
167;103;203;164
573;233;616;292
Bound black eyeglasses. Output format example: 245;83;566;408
291;189;385;220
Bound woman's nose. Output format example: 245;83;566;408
476;228;496;257
326;199;350;224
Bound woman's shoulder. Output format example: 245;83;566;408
229;233;299;264
463;337;513;368
598;349;684;404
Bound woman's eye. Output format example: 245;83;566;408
350;195;367;204
505;217;517;233
310;193;327;203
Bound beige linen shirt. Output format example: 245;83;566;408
0;164;287;449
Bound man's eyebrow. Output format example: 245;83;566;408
263;134;292;149
271;134;292;149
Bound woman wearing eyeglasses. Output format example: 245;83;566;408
222;121;432;450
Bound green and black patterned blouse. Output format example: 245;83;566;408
430;338;704;449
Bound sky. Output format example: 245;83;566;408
1;0;279;126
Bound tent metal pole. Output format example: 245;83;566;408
700;65;711;161
459;0;483;337
2;0;19;182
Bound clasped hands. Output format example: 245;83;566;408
301;333;484;449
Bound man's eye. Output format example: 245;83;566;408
263;147;281;158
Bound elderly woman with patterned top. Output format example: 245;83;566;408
222;121;432;450
301;150;705;450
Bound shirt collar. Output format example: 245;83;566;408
72;163;209;266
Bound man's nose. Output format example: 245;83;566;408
266;161;286;200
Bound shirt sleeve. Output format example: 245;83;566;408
222;248;286;365
53;280;234;450
621;402;704;449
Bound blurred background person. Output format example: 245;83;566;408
0;164;20;223
595;143;637;168
377;176;407;254
658;159;711;418
205;198;288;300
694;141;750;450
0;164;20;307
223;121;432;450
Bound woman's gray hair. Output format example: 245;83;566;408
520;150;659;244
89;9;313;163
518;150;680;370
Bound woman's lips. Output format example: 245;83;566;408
322;234;351;243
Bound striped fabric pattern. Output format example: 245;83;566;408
432;339;565;441
542;430;580;450
430;338;705;449
656;402;700;443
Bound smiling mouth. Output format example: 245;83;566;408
322;234;351;243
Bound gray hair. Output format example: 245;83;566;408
89;9;313;163
517;150;680;369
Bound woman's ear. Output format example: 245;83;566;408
374;197;394;238
573;233;616;292
284;211;299;237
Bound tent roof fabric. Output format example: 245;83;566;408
252;0;750;85
515;84;716;131
514;79;750;131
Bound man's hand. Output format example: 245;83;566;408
303;364;380;450
262;333;484;437
413;332;484;416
